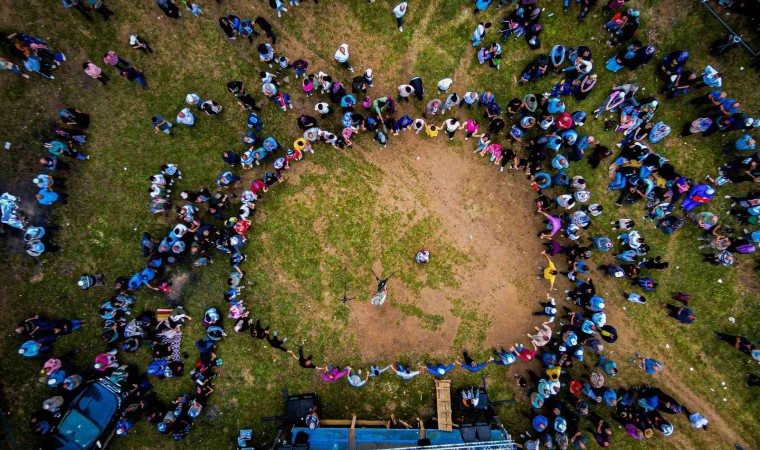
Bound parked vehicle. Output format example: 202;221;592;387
48;378;122;449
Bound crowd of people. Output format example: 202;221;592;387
3;0;759;447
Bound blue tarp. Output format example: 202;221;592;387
291;427;509;450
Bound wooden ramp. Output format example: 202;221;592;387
435;379;453;432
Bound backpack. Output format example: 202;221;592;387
735;243;756;254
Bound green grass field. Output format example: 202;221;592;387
0;0;758;449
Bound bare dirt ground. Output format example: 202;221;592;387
348;133;545;361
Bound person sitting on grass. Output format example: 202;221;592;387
422;360;459;377
347;369;370;387
461;350;493;372
321;366;350;382
266;331;287;352
664;304;695;324
528;322;553;347
287;346;325;370
492;348;517;366
390;364;420;380
511;342;538;362
631;352;663;374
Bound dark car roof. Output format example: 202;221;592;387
50;379;121;449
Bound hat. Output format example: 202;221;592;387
644;428;653;438
94;363;102;369
437;368;445;375
129;35;138;46
661;423;674;436
630;10;640;17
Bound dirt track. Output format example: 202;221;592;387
348;133;545;361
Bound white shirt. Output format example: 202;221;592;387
185;93;200;106
304;127;321;141
334;44;349;63
437;78;453;91
315;103;330;114
396;369;419;380
176;108;195;125
473;23;485;39
398;84;415;97
444;119;460;132
392;2;407;18
463;91;479;104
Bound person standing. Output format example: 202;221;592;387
441;118;461;140
334;44;353;72
152;116;173;135
471;22;491;46
82;61;109;84
397;84;414;102
62;0;94;21
156;0;181;19
129;35;153;54
255;17;276;43
177;108;195;127
83;0;114;20
392;2;407;32
227;81;261;111
120;66;147;89
437;77;453;94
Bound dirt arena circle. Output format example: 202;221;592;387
283;133;547;361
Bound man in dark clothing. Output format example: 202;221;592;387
288;346;324;369
713;332;756;355
62;0;94;21
297;114;318;130
409;76;424;100
250;319;269;339
665;304;695;324
227;81;261;111
254;17;276;43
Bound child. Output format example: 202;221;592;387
292;59;308;78
185;1;202;16
296;71;314;97
374;130;387;148
425;123;439;138
413;118;426;134
161;164;182;180
276;56;290;73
